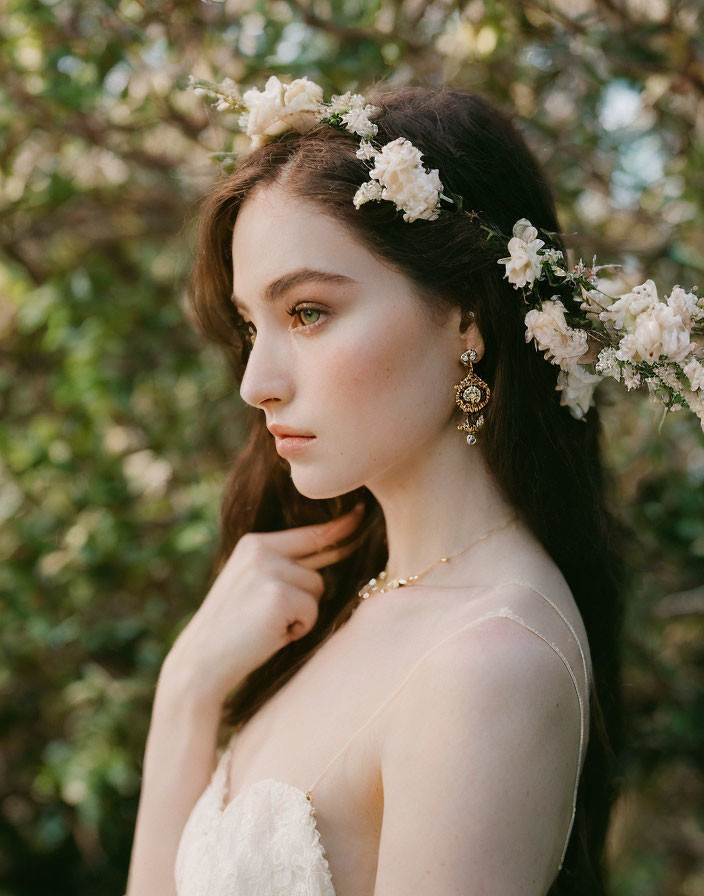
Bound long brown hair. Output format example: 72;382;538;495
187;81;627;895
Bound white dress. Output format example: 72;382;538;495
174;581;591;896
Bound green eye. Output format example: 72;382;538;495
287;302;328;332
299;308;321;324
239;304;328;345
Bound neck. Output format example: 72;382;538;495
365;424;517;584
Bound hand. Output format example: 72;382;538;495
164;503;366;704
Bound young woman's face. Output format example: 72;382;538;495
231;184;475;500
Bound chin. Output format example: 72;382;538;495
291;483;349;501
289;471;365;502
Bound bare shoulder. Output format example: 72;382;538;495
408;597;582;712
421;522;592;675
380;584;586;768
374;594;586;892
488;575;594;689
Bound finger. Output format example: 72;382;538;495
258;505;366;559
280;562;325;598
295;533;366;570
285;593;319;641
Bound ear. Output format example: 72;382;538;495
458;308;485;361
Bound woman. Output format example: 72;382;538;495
125;83;626;895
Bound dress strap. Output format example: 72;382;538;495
484;607;585;870
495;580;591;703
491;580;591;870
304;605;513;800
304;580;590;872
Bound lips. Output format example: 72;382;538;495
268;424;316;438
273;432;316;458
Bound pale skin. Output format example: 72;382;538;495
125;183;592;895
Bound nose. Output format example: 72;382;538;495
239;331;294;409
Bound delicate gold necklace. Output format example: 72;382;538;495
357;515;518;600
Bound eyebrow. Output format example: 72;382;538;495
231;267;358;313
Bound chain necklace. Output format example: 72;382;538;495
357;515;518;601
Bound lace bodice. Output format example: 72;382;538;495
174;581;591;896
174;764;335;896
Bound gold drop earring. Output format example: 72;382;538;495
454;348;490;445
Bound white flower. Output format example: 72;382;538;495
361;136;444;223
615;301;695;365
324;92;380;136
541;246;567;277
654;363;684;394
666;285;700;330
497;218;545;289
187;74;205;95
595;346;621;381
339;104;378;138
623;367;642;391
542;247;564;264
555;361;602;420
598;279;659;331
645;377;665;405
614;334;636;363
240;75;325;148
356;140;377;161
352;180;383;207
218;77;241;97
524;298;589;370
684;357;704;391
682;388;704;433
512;218;539;243
189;74;242;107
327;91;367;114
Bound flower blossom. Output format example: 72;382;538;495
356;140;377;161
326;93;379;138
666;285;700;330
684;357;704;391
615;301;696;365
595;346;621;381
524;298;589;370
327;91;379;137
555;362;602;420
340;105;378;138
326;91;366;114
542;247;564;265
683;388;704;433
353;136;443;223
352;181;383;205
213;77;242;110
598;279;660;331
497;218;545;288
239;75;325;149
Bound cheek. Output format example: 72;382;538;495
327;343;392;396
313;318;434;417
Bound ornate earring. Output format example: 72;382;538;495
454;348;490;445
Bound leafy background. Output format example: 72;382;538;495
1;0;703;894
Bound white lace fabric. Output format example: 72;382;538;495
174;581;590;894
174;755;335;896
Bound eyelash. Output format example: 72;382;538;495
240;302;328;345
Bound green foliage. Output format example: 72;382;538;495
1;0;703;893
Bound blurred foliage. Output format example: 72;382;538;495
1;0;703;893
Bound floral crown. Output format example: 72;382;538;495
186;73;704;434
